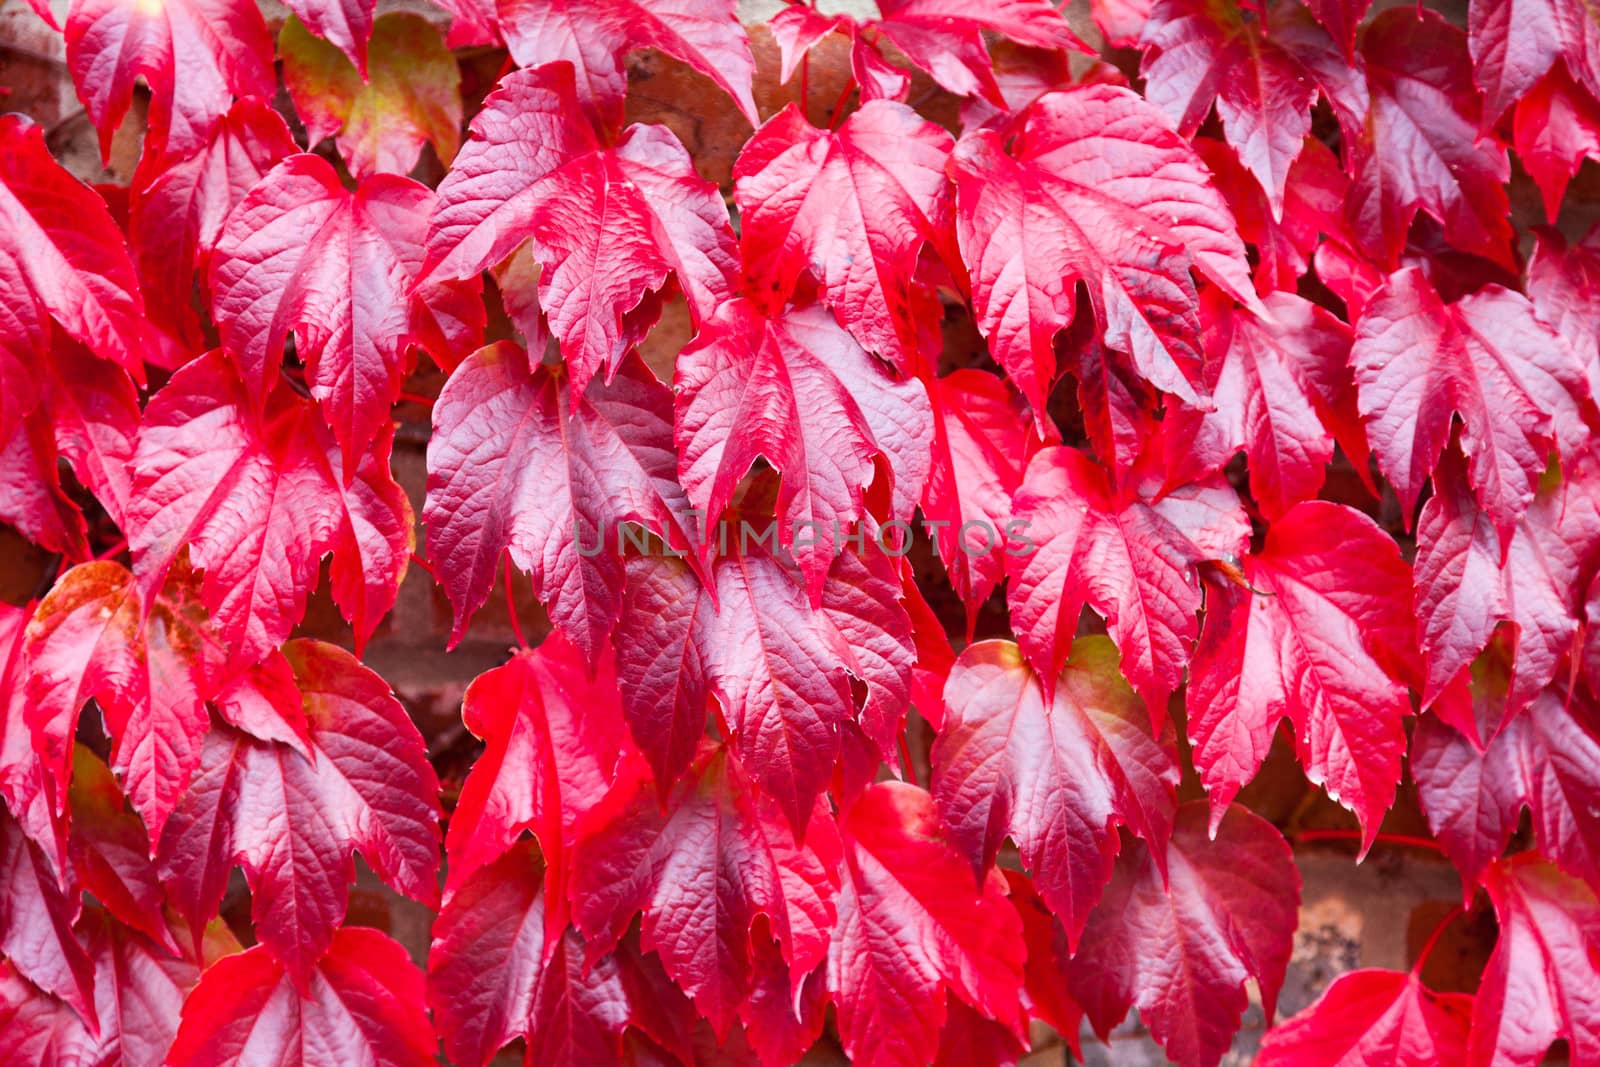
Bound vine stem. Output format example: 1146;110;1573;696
827;77;856;131
1413;905;1463;975
503;550;529;649
396;390;436;408
898;732;917;787
1289;829;1447;855
94;538;127;561
408;552;438;582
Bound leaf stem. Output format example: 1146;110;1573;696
898;731;917;787
827;78;856;131
503;550;529;649
1290;829;1447;855
408;552;437;582
801;52;810;123
1412;904;1462;975
396;391;436;408
95;538;127;561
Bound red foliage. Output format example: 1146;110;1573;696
3;1;1600;1064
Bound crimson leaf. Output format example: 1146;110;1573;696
209;153;440;467
167;926;435;1067
493;0;757;127
570;745;840;1035
674;300;931;599
1257;969;1473;1067
931;636;1177;942
1351;266;1589;543
1067;802;1300;1067
732;99;954;372
422;63;738;400
424;342;693;657
445;631;627;899
427;840;629;1067
63;0;275;162
950;85;1260;418
26;560;224;845
1188;502;1416;847
1007;442;1249;718
829;782;1026;1067
1468;856;1600;1067
157;639;440;978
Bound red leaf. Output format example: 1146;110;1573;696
1197;135;1351;295
829;782;1026;1067
733;100;954;373
922;369;1056;618
0;602;59;874
767;7;912;104
326;421;415;655
738;931;826;1067
209;154;435;466
1067;803;1299;1067
282;0;374;74
900;560;955;727
1257;969;1472;1066
167;926;435;1067
66;748;172;951
1416;685;1600;895
1468;856;1600;1067
36;340;141;532
424;64;738;400
1414;446;1595;711
212;650;314;756
128;98;298;354
1348;10;1513;270
727;545;913;832
446;632;627;897
427;841;629;1067
1140;0;1364;215
613;555;717;789
157;640;440;978
0;115;145;380
1529;225;1600;409
675;300;930;600
128;352;403;664
869;0;1087;104
0;960;97;1064
1007;443;1249;718
425;343;693;655
1515;68;1600;223
570;746;840;1036
1188;502;1415;847
63;0;275;162
1467;0;1600;125
0;407;89;560
931;637;1177;942
0;807;95;1030
280;12;462;180
493;0;756;127
1303;0;1372;56
81;908;228;1067
1351;267;1589;543
950;85;1259;418
1006;871;1083;1056
428;0;496;46
669;549;834;832
26;560;224;844
933;998;1026;1067
821;545;916;763
1166;289;1355;518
